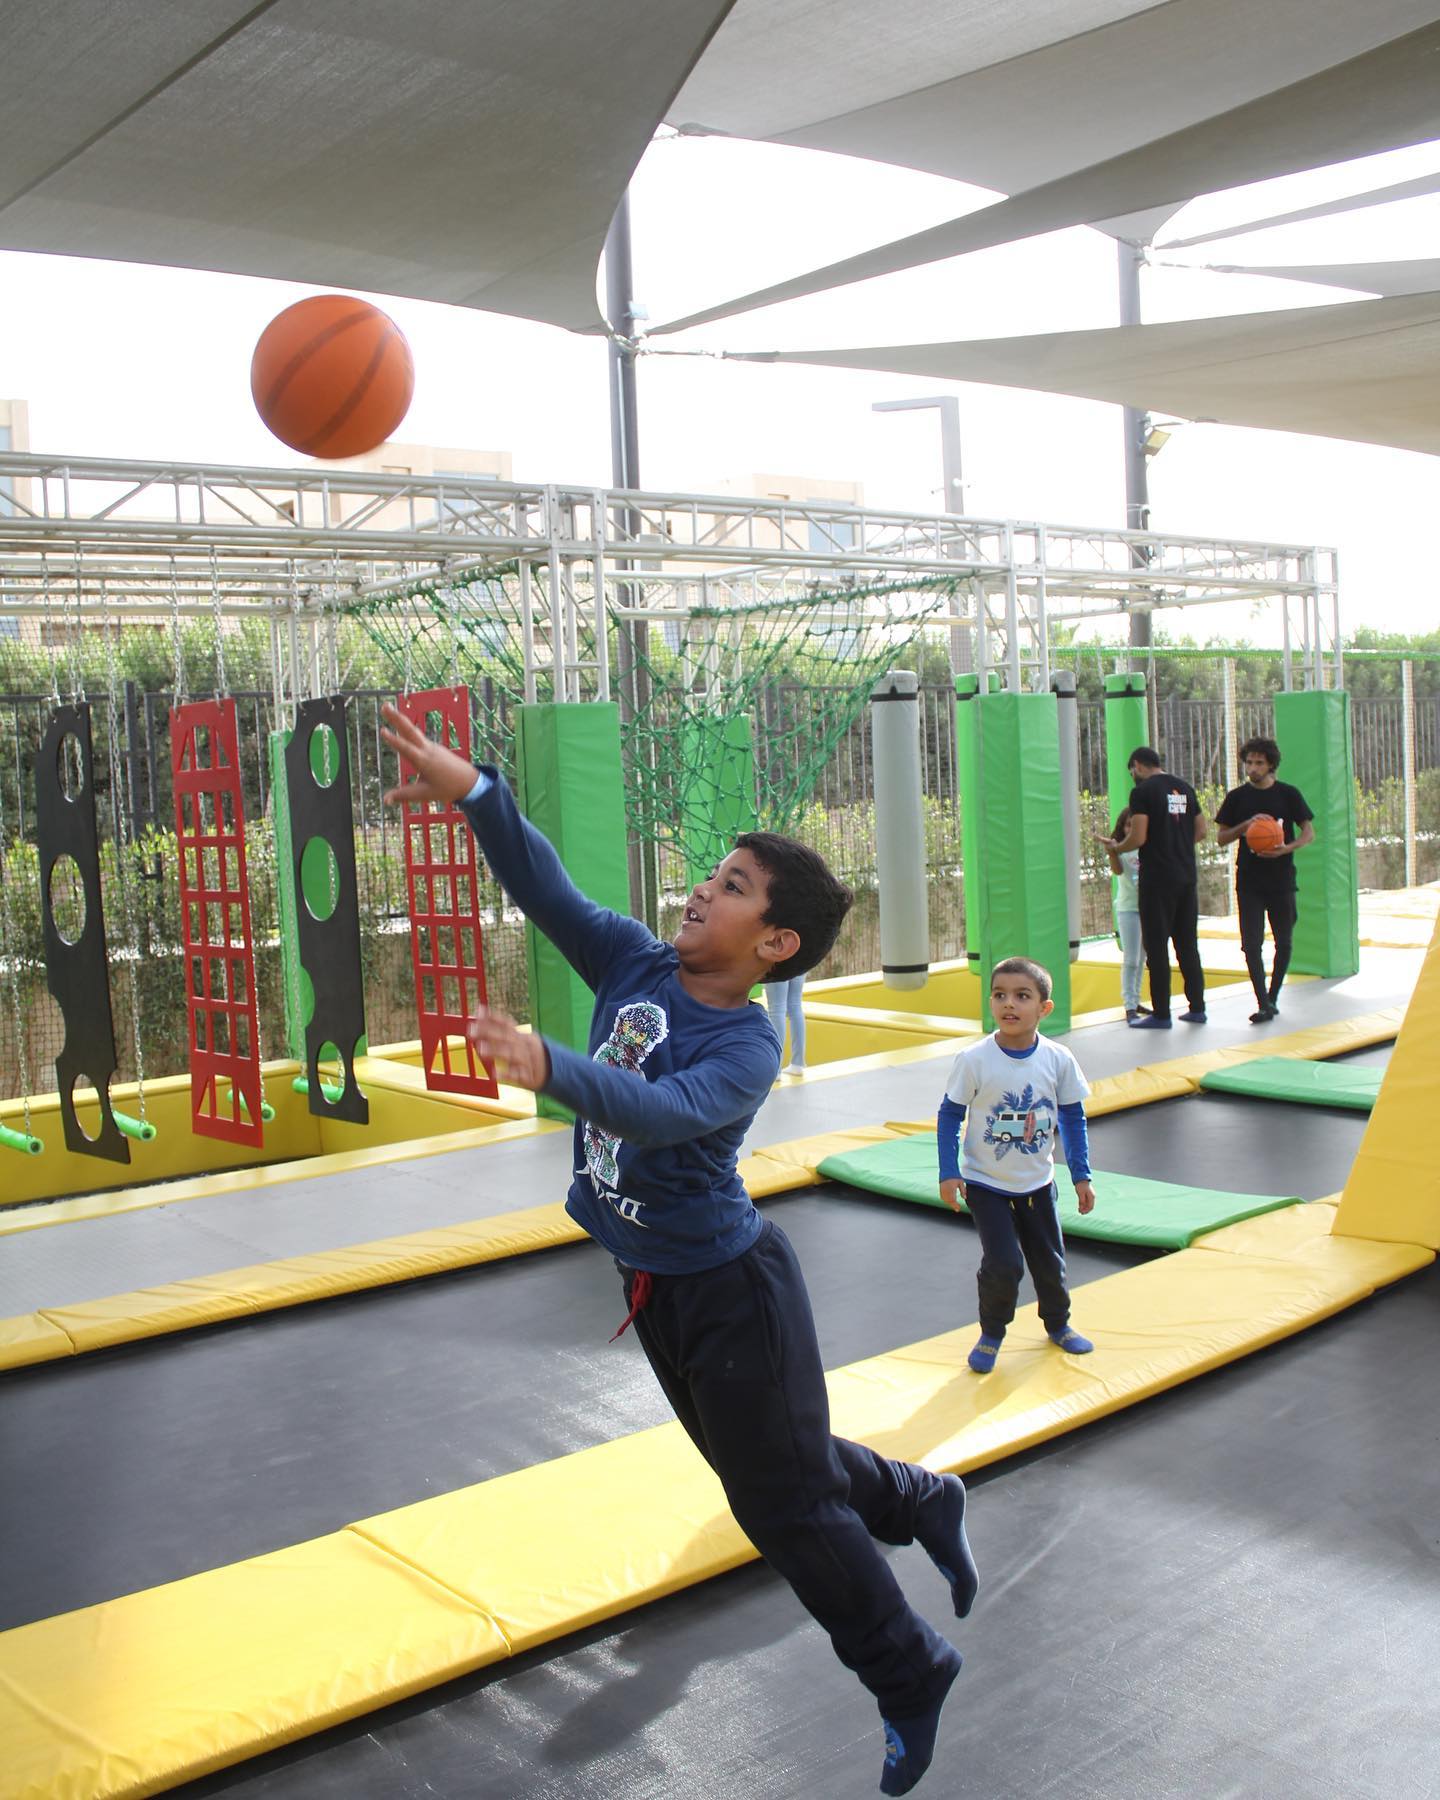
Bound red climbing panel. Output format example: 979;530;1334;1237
171;698;265;1146
397;687;499;1099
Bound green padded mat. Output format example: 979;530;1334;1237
816;1134;1300;1248
1198;1057;1382;1112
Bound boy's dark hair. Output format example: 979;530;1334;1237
1240;735;1281;771
990;955;1052;1002
1129;746;1162;771
734;831;854;983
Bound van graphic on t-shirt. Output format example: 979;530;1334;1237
983;1085;1054;1160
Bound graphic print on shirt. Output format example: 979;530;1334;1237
583;1000;670;1200
983;1083;1055;1161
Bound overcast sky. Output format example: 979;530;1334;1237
1;132;1436;648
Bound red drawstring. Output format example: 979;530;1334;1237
610;1269;653;1341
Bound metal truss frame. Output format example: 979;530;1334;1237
0;452;1343;697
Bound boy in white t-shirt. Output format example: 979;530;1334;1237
937;958;1097;1374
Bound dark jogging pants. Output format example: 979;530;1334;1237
622;1220;956;1719
965;1179;1071;1339
1137;877;1206;1019
1237;885;1296;1007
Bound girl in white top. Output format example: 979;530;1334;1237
1106;808;1145;1022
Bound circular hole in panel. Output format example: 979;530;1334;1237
308;723;342;788
70;1071;106;1142
48;853;87;944
299;836;340;921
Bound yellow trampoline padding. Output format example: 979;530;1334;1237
0;1157;815;1374
746;1124;911;1178
0;1311;75;1370
1191;1198;1339;1255
741;1148;823;1195
824;1240;1429;1475
1336;913;1440;1249
1086;1066;1196;1112
0;1529;510;1800
4;1213;1430;1800
354;1422;752;1656
0;1204;588;1372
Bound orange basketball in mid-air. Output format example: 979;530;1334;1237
1246;815;1285;853
250;295;414;459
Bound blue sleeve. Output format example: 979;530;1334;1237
543;1028;778;1147
457;766;652;990
937;1095;967;1182
1057;1100;1091;1183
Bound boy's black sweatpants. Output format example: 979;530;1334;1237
965;1179;1070;1339
622;1219;956;1720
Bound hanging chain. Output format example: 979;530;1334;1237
102;576;147;1119
209;545;228;697
41;554;62;706
0;758;35;1141
68;551;85;703
170;556;186;706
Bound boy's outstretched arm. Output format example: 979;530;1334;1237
468;1006;776;1145
381;702;646;990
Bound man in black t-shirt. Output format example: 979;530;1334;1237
1215;735;1315;1023
1099;746;1208;1029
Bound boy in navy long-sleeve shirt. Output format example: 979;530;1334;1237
938;958;1096;1375
381;704;975;1796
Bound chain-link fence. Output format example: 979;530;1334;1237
3;646;1438;1103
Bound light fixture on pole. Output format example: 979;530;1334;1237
872;396;965;515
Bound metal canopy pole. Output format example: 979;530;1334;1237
606;193;658;924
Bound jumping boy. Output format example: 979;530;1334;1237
380;703;975;1797
937;958;1096;1374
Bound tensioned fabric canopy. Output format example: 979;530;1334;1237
0;0;732;332
656;4;1440;332
1202;258;1440;298
745;291;1440;457
3;0;1440;456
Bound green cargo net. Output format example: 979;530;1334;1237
342;570;962;863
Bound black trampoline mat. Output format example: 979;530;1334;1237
171;1261;1440;1800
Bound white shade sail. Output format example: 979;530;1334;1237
656;13;1440;332
0;0;733;331
1204;258;1440;298
747;291;1440;456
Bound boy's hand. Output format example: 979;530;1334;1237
1074;1180;1095;1214
465;1006;550;1091
940;1177;966;1213
380;701;480;807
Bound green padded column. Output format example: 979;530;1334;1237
1103;671;1149;830
267;729;308;1062
1272;689;1359;977
974;690;1071;1032
955;672;1000;970
516;702;632;1122
680;713;758;886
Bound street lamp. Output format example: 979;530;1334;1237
872;396;965;515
